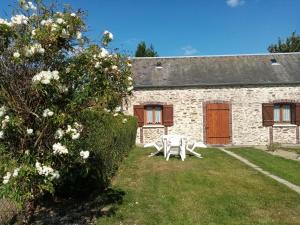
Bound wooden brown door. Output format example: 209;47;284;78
206;103;230;145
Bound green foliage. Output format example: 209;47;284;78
135;41;158;57
268;31;300;53
57;110;137;196
0;0;133;210
266;142;281;152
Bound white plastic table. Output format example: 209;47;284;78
162;135;186;161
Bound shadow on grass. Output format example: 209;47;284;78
32;188;125;225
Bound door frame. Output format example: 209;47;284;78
203;100;232;145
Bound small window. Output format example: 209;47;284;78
145;106;162;125
274;104;291;123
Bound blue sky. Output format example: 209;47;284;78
1;0;300;56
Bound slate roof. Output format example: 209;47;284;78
131;52;300;88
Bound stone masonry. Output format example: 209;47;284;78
124;85;300;145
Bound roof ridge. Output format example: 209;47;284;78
131;52;300;60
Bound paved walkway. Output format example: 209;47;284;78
219;148;300;194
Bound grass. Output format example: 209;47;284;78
97;147;300;225
227;147;300;186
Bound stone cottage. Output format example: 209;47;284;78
124;52;300;146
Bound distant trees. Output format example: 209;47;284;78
268;32;300;53
135;41;158;57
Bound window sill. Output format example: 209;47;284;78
273;124;297;128
143;125;165;128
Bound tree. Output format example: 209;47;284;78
135;41;158;57
0;0;133;219
268;31;300;53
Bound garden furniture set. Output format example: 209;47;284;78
144;135;207;161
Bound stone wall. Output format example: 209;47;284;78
273;126;298;144
124;85;300;145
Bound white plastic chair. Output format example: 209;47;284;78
165;135;186;161
144;138;164;157
186;140;207;158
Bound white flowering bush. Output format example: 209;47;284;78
0;0;133;212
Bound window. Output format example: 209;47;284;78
274;104;291;123
145;106;162;125
134;104;173;127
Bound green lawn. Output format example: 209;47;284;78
227;147;300;186
97;147;300;225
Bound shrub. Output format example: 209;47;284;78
266;142;282;152
57;111;137;196
0;0;133;216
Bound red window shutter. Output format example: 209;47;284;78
295;103;300;125
163;105;174;127
262;103;274;126
291;103;296;124
134;105;144;127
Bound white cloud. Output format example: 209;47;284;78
226;0;245;7
181;45;198;56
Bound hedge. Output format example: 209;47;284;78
57;110;137;196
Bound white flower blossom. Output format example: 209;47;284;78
111;65;118;70
25;43;45;57
99;48;109;58
127;86;134;91
74;122;83;130
65;123;82;140
128;76;133;81
95;62;101;68
13;168;20;177
127;63;132;67
122;118;127;124
55;128;65;139
42;108;54;117
28;1;37;10
76;31;82;40
52;70;59;80
2;172;11;184
0;106;7;117
56;18;65;24
35;161;60;180
11;14;28;25
103;30;113;40
61;29;70;38
66;125;75;133
70;13;76;17
0;18;11;26
51;23;59;31
71;132;80;140
53;142;68;155
31;29;36;36
26;128;33;135
50;171;60;180
113;113;118;117
66;67;71;73
0;131;4;139
41;18;53;26
80;151;90;159
58;84;68;93
2;115;10;129
13;52;20;59
115;106;121;112
32;70;59;84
